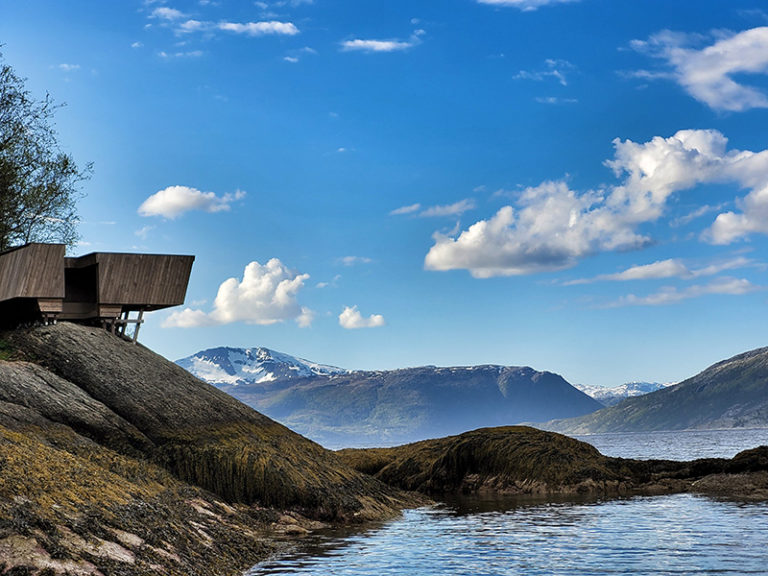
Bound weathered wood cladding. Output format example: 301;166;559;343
0;243;65;302
65;252;195;310
0;244;194;327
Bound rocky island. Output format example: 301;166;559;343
1;323;767;574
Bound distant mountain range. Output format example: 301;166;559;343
548;347;768;434
573;381;676;407
178;345;768;445
177;347;602;448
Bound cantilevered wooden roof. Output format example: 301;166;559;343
0;244;194;327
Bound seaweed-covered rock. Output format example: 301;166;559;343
338;426;768;499
4;323;403;519
0;323;413;575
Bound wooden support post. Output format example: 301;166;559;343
132;310;145;344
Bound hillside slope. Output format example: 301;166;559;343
548;347;768;434
0;323;408;574
198;362;603;448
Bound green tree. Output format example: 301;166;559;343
0;52;91;252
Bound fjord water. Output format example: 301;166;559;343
247;429;768;576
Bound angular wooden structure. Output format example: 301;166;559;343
0;243;66;325
0;243;194;341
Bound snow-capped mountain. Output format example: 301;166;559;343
176;346;349;387
574;381;677;407
178;346;604;448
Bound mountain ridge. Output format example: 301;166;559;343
573;381;677;406
548;346;768;434
176;345;348;387
178;347;603;448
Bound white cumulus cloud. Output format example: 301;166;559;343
338;306;385;329
631;27;768;112
708;185;768;244
341;38;415;53
150;7;187;20
163;259;311;327
218;21;299;36
138;186;246;218
425;129;768;277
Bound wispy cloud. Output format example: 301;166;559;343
150;6;187;21
163;259;312;327
477;0;580;11
147;4;300;39
138;185;245;218
671;204;725;227
338;305;385;329
630;27;768;112
341;39;414;53
390;200;475;217
390;203;422;216
218;21;299;36
57;63;80;72
514;59;575;86
535;96;578;105
341;30;425;53
419;199;476;217
158;50;204;59
605;278;760;307
339;256;373;266
134;225;155;240
424;129;768;277
566;256;754;285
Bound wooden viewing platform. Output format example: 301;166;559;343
0;243;194;341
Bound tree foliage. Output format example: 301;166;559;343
0;53;91;252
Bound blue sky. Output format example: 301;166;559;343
3;0;768;387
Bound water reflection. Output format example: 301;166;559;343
574;428;768;460
247;430;768;575
248;495;768;575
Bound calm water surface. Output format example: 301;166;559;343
575;428;768;460
247;429;768;576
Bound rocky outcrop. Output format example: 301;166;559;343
0;323;412;575
338;426;768;500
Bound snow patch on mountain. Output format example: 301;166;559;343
176;346;349;387
574;381;677;407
